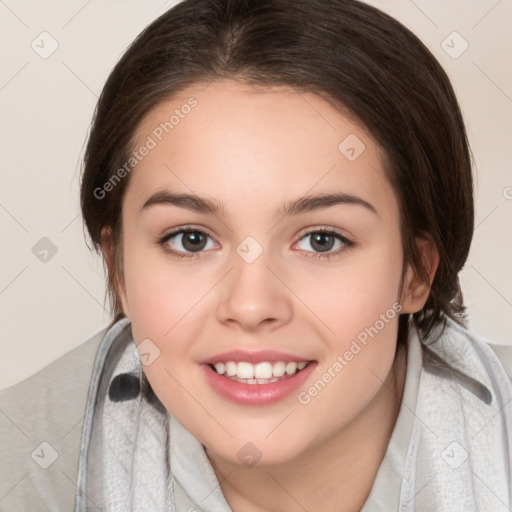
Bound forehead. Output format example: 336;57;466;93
124;79;397;222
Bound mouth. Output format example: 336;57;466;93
201;358;317;405
209;360;310;384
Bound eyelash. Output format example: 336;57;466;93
157;225;354;261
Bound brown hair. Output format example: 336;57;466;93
80;0;474;341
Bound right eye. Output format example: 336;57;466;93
158;226;218;259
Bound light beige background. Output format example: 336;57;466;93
1;0;511;389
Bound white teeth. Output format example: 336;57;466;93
237;362;254;379
285;362;297;375
225;361;237;377
214;362;226;375
257;378;274;384
234;377;280;385
212;360;309;380
254;362;273;379
272;361;286;377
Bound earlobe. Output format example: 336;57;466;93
400;237;440;314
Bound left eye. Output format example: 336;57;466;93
295;230;350;254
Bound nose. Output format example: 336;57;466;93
215;249;293;333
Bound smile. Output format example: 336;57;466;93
201;359;317;405
211;360;309;384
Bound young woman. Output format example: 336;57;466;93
1;0;511;511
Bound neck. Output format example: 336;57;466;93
206;342;408;512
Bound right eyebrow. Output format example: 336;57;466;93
140;190;227;217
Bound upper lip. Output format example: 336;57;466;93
200;350;314;365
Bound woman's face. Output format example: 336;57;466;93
114;78;420;466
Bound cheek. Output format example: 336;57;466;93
293;239;404;409
296;237;404;346
121;233;210;339
123;249;212;412
121;244;224;412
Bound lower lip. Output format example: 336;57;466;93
200;363;317;405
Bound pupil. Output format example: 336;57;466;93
183;232;206;252
311;233;334;253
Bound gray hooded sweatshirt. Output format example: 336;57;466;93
1;318;511;511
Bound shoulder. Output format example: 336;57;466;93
454;319;512;384
401;319;512;509
486;341;512;380
401;321;511;500
0;326;106;407
0;326;107;511
422;317;512;387
417;317;512;446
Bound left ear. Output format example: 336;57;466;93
400;236;440;314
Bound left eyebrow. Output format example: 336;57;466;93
278;192;378;218
140;190;378;218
